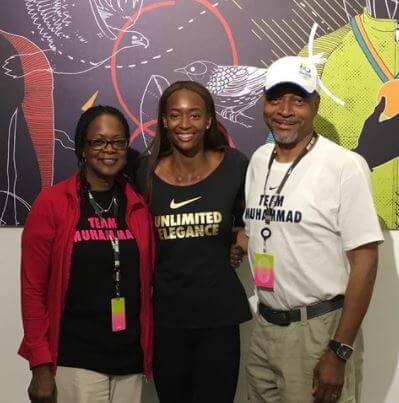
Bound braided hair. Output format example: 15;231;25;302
74;105;130;197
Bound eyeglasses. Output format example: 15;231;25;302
85;138;128;151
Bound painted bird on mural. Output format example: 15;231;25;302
175;60;267;128
3;0;148;76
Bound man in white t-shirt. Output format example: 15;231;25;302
234;56;384;402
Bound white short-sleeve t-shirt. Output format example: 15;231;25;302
244;135;384;310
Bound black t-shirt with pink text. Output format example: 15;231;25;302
57;188;143;375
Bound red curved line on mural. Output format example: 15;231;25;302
111;0;239;142
217;121;235;148
130;119;157;144
111;1;175;131
1;30;54;188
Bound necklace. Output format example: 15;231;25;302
87;191;116;214
172;163;209;184
175;172;203;183
351;14;399;118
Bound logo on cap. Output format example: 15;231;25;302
299;63;312;80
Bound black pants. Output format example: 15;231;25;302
153;325;240;403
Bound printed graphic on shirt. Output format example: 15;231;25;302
170;196;202;209
244;194;302;224
155;210;222;240
74;216;134;242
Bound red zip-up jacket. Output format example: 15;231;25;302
18;175;155;377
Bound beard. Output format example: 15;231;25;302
271;131;300;145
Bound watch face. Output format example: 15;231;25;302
337;345;353;360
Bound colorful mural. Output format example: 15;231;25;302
2;1;398;228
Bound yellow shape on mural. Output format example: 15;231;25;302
81;90;99;112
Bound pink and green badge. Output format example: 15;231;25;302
254;252;274;290
111;297;126;332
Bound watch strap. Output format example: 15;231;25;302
328;339;354;361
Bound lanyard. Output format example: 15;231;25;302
87;190;122;298
262;133;318;227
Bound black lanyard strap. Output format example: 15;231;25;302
88;190;122;297
262;133;318;227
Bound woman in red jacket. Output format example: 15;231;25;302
19;106;155;403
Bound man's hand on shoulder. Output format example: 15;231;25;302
313;349;345;402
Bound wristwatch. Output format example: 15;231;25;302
328;340;354;361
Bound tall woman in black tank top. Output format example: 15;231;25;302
134;81;251;403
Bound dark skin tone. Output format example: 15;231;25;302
313;243;378;402
262;84;320;162
231;84;320;266
28;365;55;403
28;114;128;403
159;89;246;271
232;84;379;402
156;89;223;185
82;114;128;190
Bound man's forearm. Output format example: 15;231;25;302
333;243;379;346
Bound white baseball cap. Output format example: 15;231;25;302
264;56;320;95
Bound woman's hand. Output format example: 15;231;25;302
230;244;244;268
28;365;56;403
230;229;248;268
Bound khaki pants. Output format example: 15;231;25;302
55;367;143;403
246;309;363;403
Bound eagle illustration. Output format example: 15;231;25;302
3;0;149;76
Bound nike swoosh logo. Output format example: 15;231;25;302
170;196;202;209
269;186;278;190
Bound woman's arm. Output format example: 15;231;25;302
19;191;56;368
20;191;57;401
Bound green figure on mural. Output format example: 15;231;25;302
300;0;399;229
